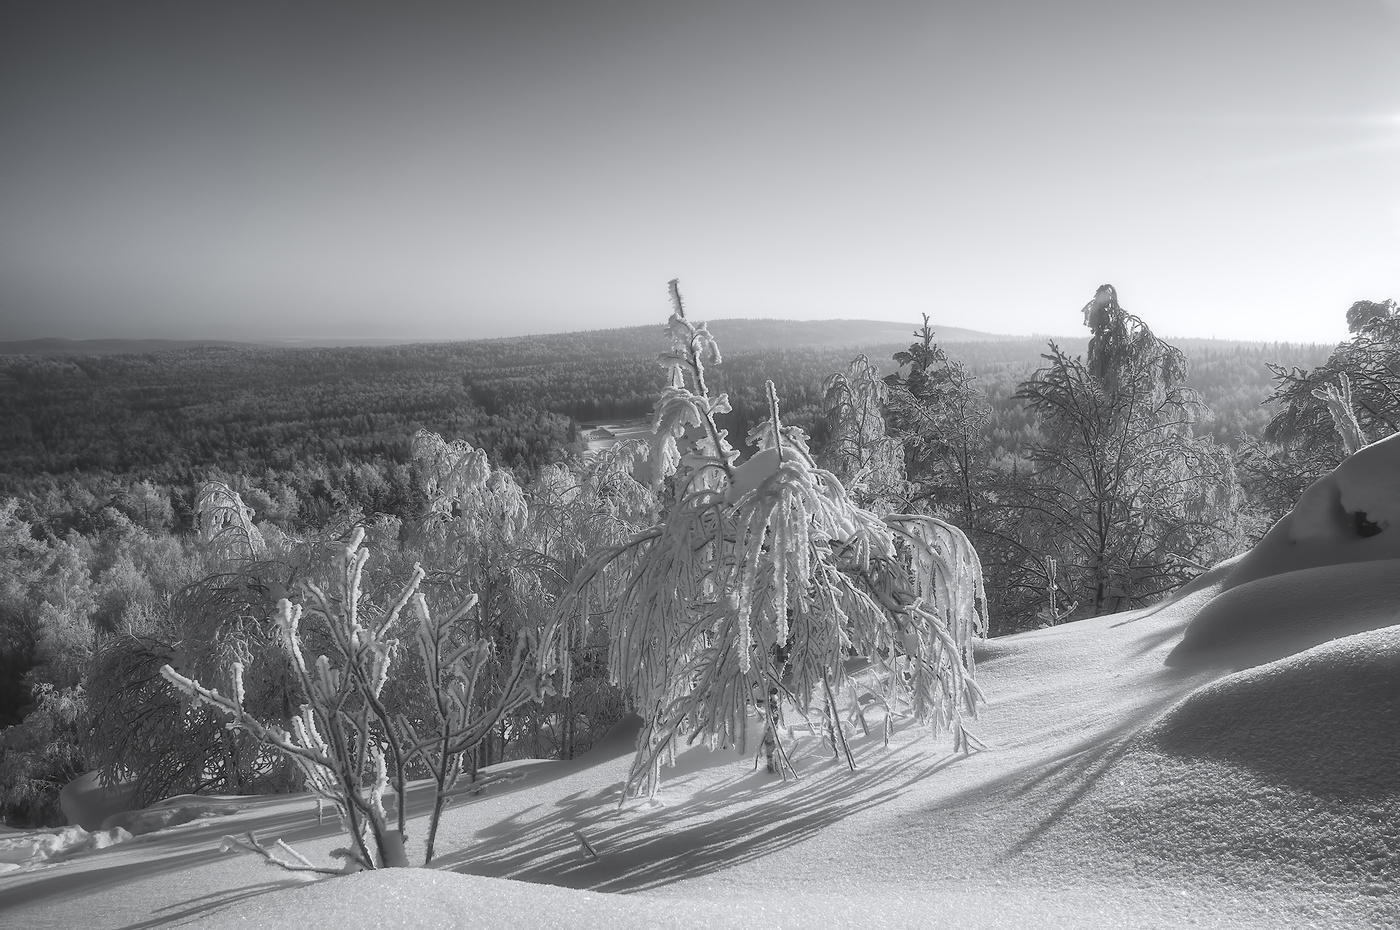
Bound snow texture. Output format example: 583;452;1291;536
1223;432;1400;591
3;439;1398;927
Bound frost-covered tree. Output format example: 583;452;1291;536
84;482;301;810
195;481;266;561
526;446;656;758
1243;298;1400;528
882;315;991;529
820;355;906;510
411;429;653;766
560;281;988;798
162;527;555;869
1012;285;1240;617
411;429;562;768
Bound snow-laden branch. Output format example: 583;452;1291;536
162;524;557;870
557;282;989;799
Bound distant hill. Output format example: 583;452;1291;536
7;321;1309;363
0;319;1019;359
0;338;256;356
701;318;1021;350
0;311;1333;484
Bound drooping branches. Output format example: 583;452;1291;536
558;281;988;799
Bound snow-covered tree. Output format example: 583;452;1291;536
1013;285;1240;616
162;527;555;869
559;281;988;798
820;355;906;510
527;445;656;759
1243;297;1400;527
195;482;266;562
882;315;991;528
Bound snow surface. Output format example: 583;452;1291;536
1224;432;1400;590
4;449;1399;928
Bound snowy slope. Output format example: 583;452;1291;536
3;446;1398;928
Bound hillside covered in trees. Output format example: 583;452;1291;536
0;291;1382;843
0;318;1326;483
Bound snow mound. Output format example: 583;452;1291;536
205;865;744;930
59;770;138;830
1291;432;1400;544
1048;626;1400;893
1171;557;1400;663
1155;625;1400;796
101;795;241;836
1222;433;1400;591
0;824;134;872
1176;434;1400;661
0;794;243;874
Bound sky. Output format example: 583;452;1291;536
2;1;1398;344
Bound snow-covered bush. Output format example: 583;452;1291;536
820;354;906;509
161;527;556;869
195;481;266;562
559;281;988;798
410;428;654;766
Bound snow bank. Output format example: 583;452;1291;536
1156;625;1400;797
101;795;242;836
1049;625;1400;897
1176;434;1400;661
0;824;133;873
1291;432;1400;545
200;868;723;930
59;770;138;830
0;793;245;874
1223;432;1400;591
162;853;1357;930
1171;557;1400;663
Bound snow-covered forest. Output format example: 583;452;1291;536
1;284;1398;927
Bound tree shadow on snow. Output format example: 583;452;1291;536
914;671;1203;864
0;755;598;922
118;880;307;930
436;736;970;893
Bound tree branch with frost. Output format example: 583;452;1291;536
220;832;343;876
162;526;556;870
1312;373;1367;456
396;588;552;865
163;535;407;870
557;282;989;800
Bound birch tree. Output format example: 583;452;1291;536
162;526;555;869
1012;285;1240;616
559;281;988;798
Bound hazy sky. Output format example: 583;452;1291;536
3;1;1398;343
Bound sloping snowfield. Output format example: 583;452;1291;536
3;442;1399;928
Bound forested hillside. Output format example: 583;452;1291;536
1;296;1378;834
0;320;1328;485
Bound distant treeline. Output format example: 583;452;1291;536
0;322;1329;498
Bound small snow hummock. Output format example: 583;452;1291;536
1225;432;1400;590
0;824;133;873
